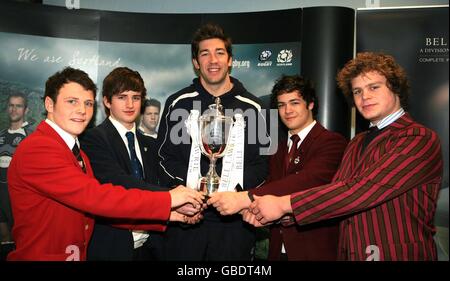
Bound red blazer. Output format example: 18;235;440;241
7;121;171;261
251;122;347;260
291;114;443;260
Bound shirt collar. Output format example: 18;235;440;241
288;120;316;143
370;108;405;130
45;119;78;150
109;116;136;137
138;125;157;138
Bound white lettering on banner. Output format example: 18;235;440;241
17;48;39;61
69;51;121;67
232;60;250;68
16;48;121;67
65;245;80;261
426;37;448;46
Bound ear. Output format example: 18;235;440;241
192;58;200;70
308;102;314;111
228;56;232;67
44;96;54;113
103;96;111;110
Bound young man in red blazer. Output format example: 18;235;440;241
208;75;347;260
245;52;443;261
7;67;204;261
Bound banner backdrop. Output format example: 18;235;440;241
357;6;449;260
0;2;302;129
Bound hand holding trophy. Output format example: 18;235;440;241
198;97;234;197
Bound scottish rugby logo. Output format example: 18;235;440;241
259;50;272;61
277;49;293;63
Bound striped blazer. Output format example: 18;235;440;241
290;114;443;260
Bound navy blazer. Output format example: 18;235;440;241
80;118;166;261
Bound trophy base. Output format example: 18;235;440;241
198;177;219;201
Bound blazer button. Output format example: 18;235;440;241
85;224;89;230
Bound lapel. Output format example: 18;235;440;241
276;137;289;177
136;131;152;177
353;113;413;170
102;119;134;174
285;122;326;174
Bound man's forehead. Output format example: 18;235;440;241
9;96;26;104
59;82;95;99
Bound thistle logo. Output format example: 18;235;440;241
277;49;293;63
259;50;272;61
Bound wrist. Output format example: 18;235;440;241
246;191;255;202
282;195;293;214
243;191;254;208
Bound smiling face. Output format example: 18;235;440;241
192;38;232;92
104;90;142;130
351;71;401;124
45;82;95;138
277;91;314;135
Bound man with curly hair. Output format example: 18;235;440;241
244;52;443;261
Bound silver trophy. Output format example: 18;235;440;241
198;97;233;196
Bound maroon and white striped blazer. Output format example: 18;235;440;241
290;114;443;260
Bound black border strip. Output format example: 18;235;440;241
0;1;301;44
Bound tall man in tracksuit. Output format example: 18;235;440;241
157;22;270;260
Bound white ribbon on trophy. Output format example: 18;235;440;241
185;110;201;189
218;113;245;192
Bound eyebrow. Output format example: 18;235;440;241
116;93;141;97
278;98;302;103
199;47;226;53
63;96;95;103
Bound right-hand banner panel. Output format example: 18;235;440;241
357;6;449;261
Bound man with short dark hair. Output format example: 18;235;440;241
139;98;161;139
7;67;204;261
157;23;270;261
208;75;347;260
81;67;201;260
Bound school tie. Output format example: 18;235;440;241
125;131;144;180
72;143;86;173
280;134;301;226
285;134;301;171
361;126;381;153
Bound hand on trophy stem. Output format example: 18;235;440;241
169;185;204;209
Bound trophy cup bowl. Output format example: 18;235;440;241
198;114;233;197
